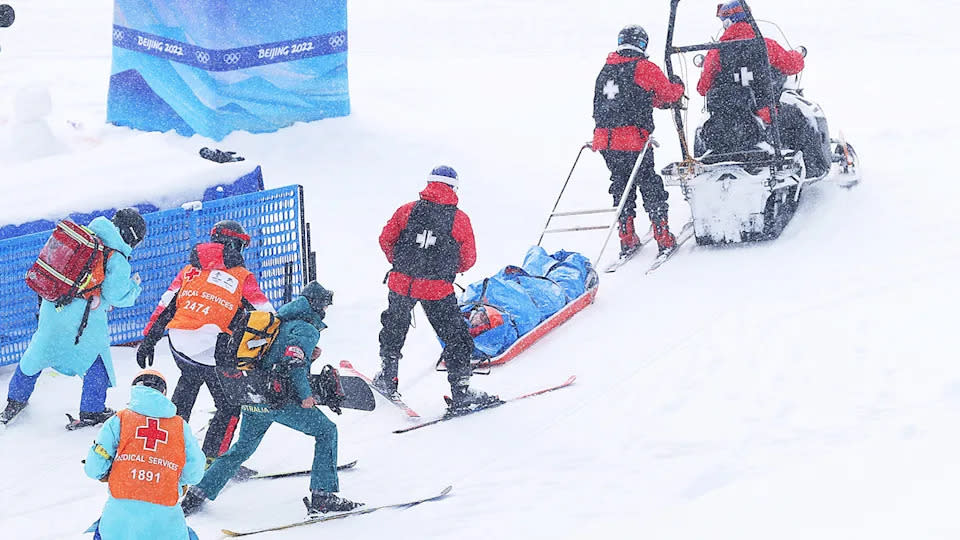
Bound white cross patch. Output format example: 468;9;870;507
416;230;437;249
603;79;620;100
733;67;754;87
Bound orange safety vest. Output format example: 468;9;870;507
168;266;251;332
108;410;186;506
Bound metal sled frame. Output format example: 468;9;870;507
537;138;659;265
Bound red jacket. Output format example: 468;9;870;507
380;182;477;300
593;53;686;151
697;22;805;122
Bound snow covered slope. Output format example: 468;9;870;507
1;1;958;539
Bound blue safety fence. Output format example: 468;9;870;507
0;185;312;367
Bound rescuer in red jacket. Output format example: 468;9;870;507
697;1;805;124
373;166;499;412
593;25;686;258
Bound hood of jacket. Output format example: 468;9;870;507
127;385;177;418
189;242;245;270
721;21;757;41
420;182;459;206
88;216;133;258
606;50;646;64
277;296;327;331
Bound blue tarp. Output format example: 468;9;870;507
459;247;597;358
108;0;349;140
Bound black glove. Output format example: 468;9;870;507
136;341;155;369
669;74;685;86
315;365;345;415
199;147;245;163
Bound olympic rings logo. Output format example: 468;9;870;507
328;35;346;48
113;29;124;42
223;52;242;65
196;51;210;64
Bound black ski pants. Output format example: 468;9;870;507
601;148;669;222
170;345;241;460
378;291;474;386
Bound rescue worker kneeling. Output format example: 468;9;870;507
84;370;205;540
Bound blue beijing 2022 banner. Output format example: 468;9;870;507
107;0;349;140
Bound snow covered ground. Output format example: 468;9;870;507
1;0;958;538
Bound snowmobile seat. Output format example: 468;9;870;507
700;148;773;166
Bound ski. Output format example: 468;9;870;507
245;460;358;481
221;485;453;537
393;375;576;434
646;221;695;274
603;229;654;273
339;360;420;418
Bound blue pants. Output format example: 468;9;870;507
7;356;109;413
197;404;339;498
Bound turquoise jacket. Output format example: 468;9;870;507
261;297;327;402
84;385;205;540
19;217;142;386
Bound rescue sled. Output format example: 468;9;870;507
661;0;860;246
438;282;598;371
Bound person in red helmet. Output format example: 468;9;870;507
593;25;686;257
137;220;274;471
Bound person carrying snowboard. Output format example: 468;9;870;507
137;220;274;465
593;25;686;258
2;209;146;428
371;166;498;413
83;370;205;540
181;282;363;516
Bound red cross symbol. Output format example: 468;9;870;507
135;418;169;452
183;267;202;281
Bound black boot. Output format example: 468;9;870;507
447;382;502;415
303;492;363;515
370;357;400;398
0;399;27;426
66;407;116;430
181;487;207;516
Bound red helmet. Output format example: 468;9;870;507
210;220;250;248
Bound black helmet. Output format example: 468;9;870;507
210;220;250;249
618;25;649;53
301;281;334;317
132;369;167;395
112;208;147;248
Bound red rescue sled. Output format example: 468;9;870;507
439;284;598;371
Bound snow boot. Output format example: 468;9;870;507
65;407;116;430
0;398;27;426
446;383;502;415
303;492;364;515
651;219;676;255
371;357;400;398
181;487;207;516
618;215;641;257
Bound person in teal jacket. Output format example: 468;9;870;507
84;370;206;540
2;209;146;428
181;281;363;516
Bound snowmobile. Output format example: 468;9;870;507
661;0;860;246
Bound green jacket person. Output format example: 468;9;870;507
180;281;363;515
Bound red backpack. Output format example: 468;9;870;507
25;220;113;308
